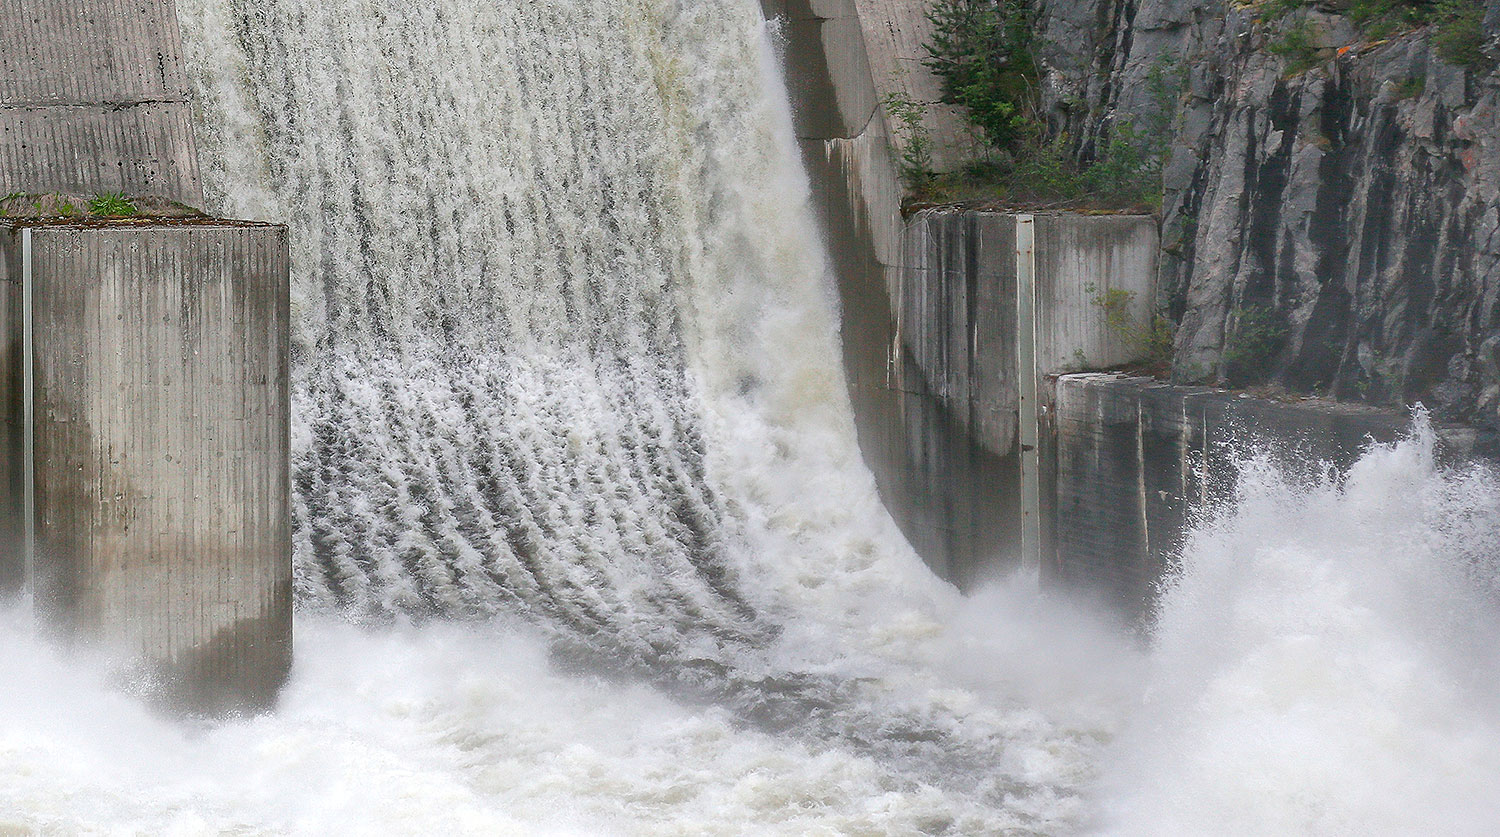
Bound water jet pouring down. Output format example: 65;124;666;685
1;0;1499;833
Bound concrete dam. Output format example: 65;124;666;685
4;0;1500;834
0;0;290;713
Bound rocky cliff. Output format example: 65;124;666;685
1035;0;1500;429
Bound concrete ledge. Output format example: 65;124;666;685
1045;373;1500;618
1;220;291;713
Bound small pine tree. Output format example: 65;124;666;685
924;0;1040;155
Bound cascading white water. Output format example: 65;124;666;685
186;0;771;644
172;0;1045;766
48;0;1130;829
8;418;1499;833
175;0;940;670
4;0;1500;833
1096;419;1500;836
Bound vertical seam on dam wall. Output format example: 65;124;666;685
20;226;32;590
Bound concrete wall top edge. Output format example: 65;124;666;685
1054;372;1468;424
3;219;285;231
910;207;1157;220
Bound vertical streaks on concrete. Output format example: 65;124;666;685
27;223;289;712
1047;373;1496;621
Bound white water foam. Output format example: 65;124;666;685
0;610;1079;835
10;426;1499;834
4;0;1499;832
1097;419;1500;836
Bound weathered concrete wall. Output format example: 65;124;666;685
899;211;1157;457
4;221;291;712
1047;373;1500;618
0;0;202;203
894;211;1157;584
1035;214;1160;373
851;0;974;173
884;211;1017;584
764;3;1161;588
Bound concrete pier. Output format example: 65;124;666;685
883;210;1158;586
2;220;291;712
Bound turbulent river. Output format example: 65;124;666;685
4;0;1500;834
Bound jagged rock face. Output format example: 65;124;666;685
1036;0;1500;429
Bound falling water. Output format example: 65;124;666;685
170;0;1067;769
3;0;1500;833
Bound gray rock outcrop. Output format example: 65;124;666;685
1035;0;1500;428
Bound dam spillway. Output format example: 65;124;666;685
1;0;1499;833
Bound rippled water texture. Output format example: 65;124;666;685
2;0;1498;833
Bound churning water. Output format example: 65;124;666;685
1097;420;1500;836
3;0;1499;833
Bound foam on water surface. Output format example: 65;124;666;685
1097;419;1500;836
3;0;1499;833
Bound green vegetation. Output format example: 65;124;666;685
2;192;85;218
925;0;1039;155
1393;74;1427;99
910;0;1167;210
1260;0;1493;71
88;192;138;217
1223;304;1289;383
1269;20;1326;75
1090;285;1175;373
883;89;938;194
1430;0;1488;69
1144;54;1187;141
1258;0;1306;22
1081;123;1163;208
1346;0;1436;35
0;192;205;220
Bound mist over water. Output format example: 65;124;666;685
1098;421;1500;836
10;427;1500;834
4;0;1500;833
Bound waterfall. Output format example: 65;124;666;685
175;0;897;657
4;0;1499;833
167;0;1130;824
153;1;1134;828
